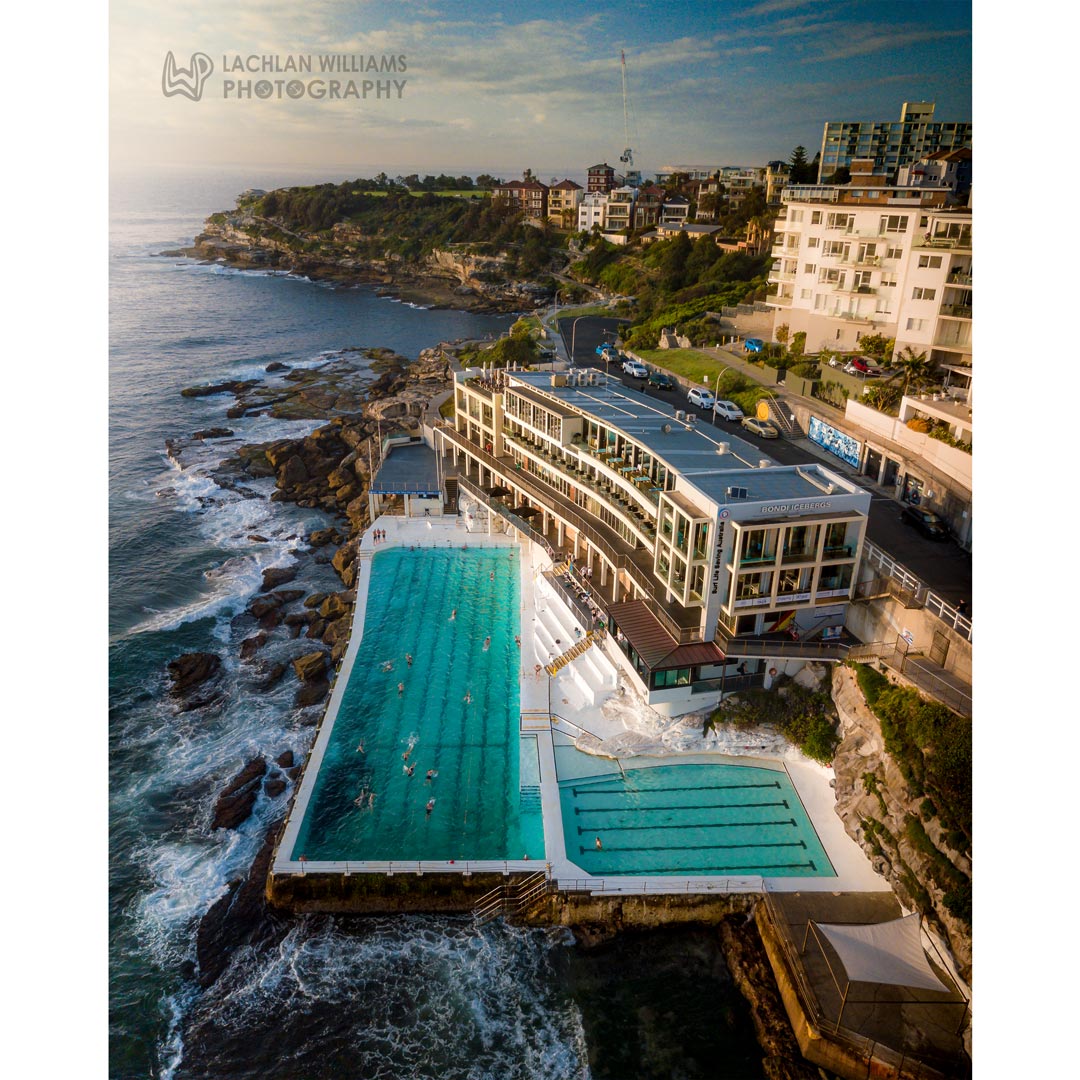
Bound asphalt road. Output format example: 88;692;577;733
557;316;972;607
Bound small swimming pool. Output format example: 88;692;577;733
555;740;834;878
290;547;544;862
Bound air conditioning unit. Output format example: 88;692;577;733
675;409;686;421
716;442;730;454
588;372;598;385
686;413;697;424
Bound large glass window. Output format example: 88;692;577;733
824;522;850;554
737;570;772;600
651;667;692;690
741;528;777;564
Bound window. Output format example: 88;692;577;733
879;214;909;233
880;275;896;288
804;263;816;275
885;245;903;260
811;211;822;224
918;254;943;269
906;317;925;331
807;236;819;248
789;209;803;223
800;288;812;299
818;267;842;284
651;667;692;690
911;287;936;300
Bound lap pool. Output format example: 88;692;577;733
555;737;835;878
289;546;545;862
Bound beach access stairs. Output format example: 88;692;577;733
546;629;604;676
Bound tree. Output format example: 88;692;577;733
857;333;895;363
789;145;816;184
889;346;935;397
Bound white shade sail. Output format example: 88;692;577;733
814;914;951;994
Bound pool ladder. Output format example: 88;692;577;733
473;871;551;925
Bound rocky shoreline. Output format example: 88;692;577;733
160;210;553;315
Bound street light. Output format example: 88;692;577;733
706;364;738;425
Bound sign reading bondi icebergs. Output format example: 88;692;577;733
759;500;833;514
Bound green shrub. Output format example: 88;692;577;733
920;798;937;820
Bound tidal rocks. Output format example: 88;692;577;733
265;361;289;372
210;757;268;830
192;427;234;440
260;565;299;592
292;651;327;682
295;678;330;708
308;528;343;548
239;632;268;660
167;652;222;698
181;379;259;398
319;592;351;620
195;820;282;988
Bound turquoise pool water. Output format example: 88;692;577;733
556;742;834;878
290;546;545;862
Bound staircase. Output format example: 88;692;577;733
473;871;551;925
443;476;459;514
763;399;799;437
545;629;603;676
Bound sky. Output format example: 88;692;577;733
110;0;972;179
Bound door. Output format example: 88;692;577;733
930;629;950;667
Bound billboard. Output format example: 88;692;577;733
808;416;861;469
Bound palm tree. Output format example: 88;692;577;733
889;346;935;397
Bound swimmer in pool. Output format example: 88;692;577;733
403;748;411;762
450;609;457;621
425;769;436;782
490;571;495;581
482;636;491;651
425;798;436;815
406;653;413;667
398;682;405;696
381;660;393;672
463;691;472;704
514;635;521;648
356;741;365;754
405;764;415;777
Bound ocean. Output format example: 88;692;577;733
108;165;766;1080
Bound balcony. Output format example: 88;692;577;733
947;272;973;286
781;547;816;564
833;284;876;295
915;234;971;250
739;552;777;567
822;544;855;560
940;304;972;319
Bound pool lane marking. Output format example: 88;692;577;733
580;839;807;854
570;781;782;796
580;860;821;875
575;799;789;815
578;818;797;833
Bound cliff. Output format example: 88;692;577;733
169;206;553;313
830;665;972;981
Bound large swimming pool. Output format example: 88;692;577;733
555;739;834;878
290;546;545;862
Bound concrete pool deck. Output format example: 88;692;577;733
271;513;883;897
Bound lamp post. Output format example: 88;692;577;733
569;315;590;368
706;364;737;425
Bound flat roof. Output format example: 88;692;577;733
504;371;864;511
370;441;440;495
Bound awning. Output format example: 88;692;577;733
514;505;541;517
608;600;724;670
813;914;952;993
486;485;513;497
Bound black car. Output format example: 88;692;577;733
900;506;950;541
647;370;676;390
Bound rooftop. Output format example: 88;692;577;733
370;440;440;496
504;371;864;512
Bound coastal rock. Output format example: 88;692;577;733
253;661;287;690
292;651;327;682
239;632;268;660
260;565;299;592
167;652;222;696
193;427;234;440
319;593;351;620
210;757;267;831
275;750;295;769
273;588;305;605
265;362;289;372
181;379;259;399
264;778;287;798
247;593;284;619
303;592;328;609
295;677;330;708
308;528;342;548
279;455;310;488
248;534;269;543
194;820;282;988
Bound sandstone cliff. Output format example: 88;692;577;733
831;665;972;981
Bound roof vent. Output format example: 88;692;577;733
661;423;672;434
758;459;771;468
716;442;729;454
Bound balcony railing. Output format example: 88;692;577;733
947;272;973;286
940;304;972;319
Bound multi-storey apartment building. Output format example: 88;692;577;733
493;179;550;221
765;161;790;206
817;101;972;182
577;191;609;232
547;179;583;228
632;184;665;228
896;148;972;203
587;163;617;194
436;368;870;709
659;194;690;226
767;160;972;381
604;185;636;231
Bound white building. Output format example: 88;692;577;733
767;160;972;386
577;191;609;232
437;368;870;711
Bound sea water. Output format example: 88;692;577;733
109;165;765;1079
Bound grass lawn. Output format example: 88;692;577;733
555;304;619;320
633;348;773;413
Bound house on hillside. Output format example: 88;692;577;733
548;179;584;228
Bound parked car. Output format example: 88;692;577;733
901;506;950;541
622;359;648;378
713;399;744;421
744;337;765;353
596;344;616;357
687;387;715;409
740;416;779;439
647;370;676;390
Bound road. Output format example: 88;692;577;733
556;317;972;608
